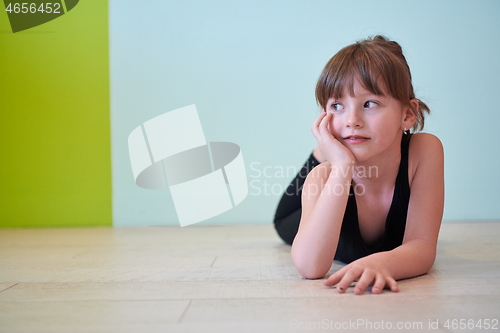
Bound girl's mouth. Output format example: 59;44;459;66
343;135;370;143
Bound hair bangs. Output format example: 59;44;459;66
316;44;388;110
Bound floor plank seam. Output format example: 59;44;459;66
2;294;494;305
0;283;19;293
210;256;218;267
177;299;192;323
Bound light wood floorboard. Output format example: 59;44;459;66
0;222;499;332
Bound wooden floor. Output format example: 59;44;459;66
1;222;499;333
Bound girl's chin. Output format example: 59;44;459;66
350;153;370;163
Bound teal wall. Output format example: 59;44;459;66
2;1;498;228
111;0;500;226
0;0;111;227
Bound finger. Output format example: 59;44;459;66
386;277;399;292
326;111;333;133
313;110;325;126
336;266;362;293
323;266;348;287
311;112;327;138
322;112;334;135
311;126;322;142
353;269;376;295
315;110;327;123
318;112;332;135
323;273;340;287
371;274;386;294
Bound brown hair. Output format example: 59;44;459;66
315;35;429;132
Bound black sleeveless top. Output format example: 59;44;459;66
334;133;412;264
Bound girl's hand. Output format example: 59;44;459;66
311;110;355;166
322;255;399;295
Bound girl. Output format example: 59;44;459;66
274;36;444;295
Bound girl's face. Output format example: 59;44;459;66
325;79;415;163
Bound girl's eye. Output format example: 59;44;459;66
331;103;344;111
364;101;378;108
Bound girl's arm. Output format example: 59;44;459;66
324;133;444;294
273;152;321;245
291;163;352;279
291;110;355;279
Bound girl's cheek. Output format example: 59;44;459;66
328;119;339;136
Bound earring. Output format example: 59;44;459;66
404;127;407;132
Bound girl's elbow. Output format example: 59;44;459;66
291;241;330;279
301;270;326;280
292;254;328;279
405;239;437;274
423;252;437;273
296;264;327;279
417;247;437;274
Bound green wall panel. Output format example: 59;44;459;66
0;0;111;227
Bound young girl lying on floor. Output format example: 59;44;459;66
274;36;444;295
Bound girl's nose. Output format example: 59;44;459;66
346;110;363;128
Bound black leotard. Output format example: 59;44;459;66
273;133;412;264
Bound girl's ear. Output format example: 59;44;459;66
402;99;418;131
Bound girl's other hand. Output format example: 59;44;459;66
311;110;356;167
322;255;399;295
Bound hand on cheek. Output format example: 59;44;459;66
311;110;355;165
